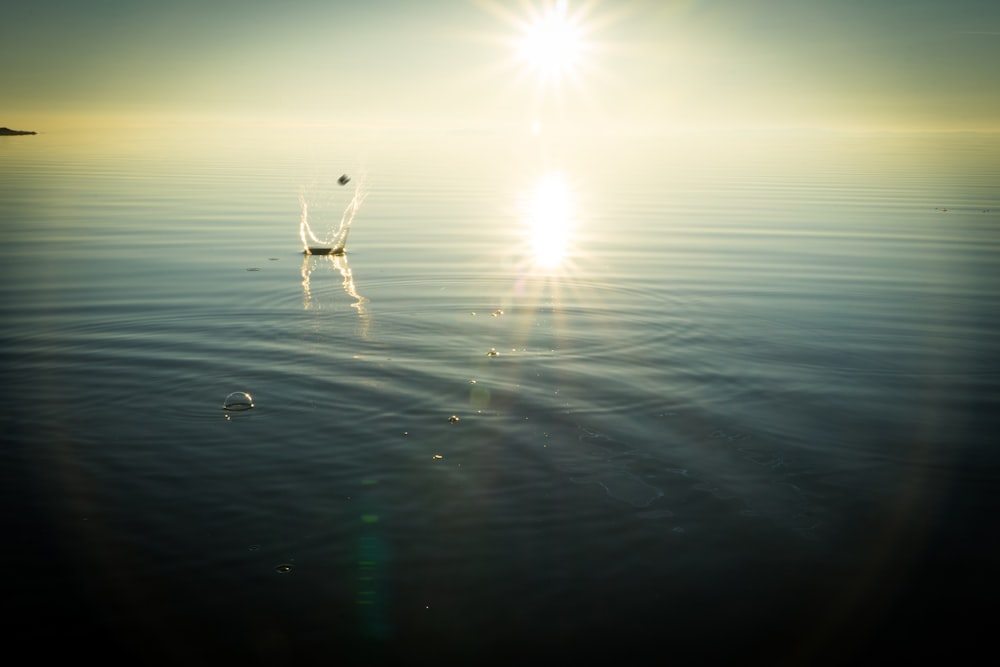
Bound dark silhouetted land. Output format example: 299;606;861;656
0;127;37;135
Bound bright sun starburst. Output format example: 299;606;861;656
516;0;586;80
475;0;616;128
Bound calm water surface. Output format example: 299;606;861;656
2;127;998;664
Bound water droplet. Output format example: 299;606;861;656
223;391;254;411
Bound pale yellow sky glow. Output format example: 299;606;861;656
2;0;999;133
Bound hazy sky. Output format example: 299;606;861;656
3;0;999;132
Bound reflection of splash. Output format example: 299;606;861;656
300;176;368;254
301;253;371;336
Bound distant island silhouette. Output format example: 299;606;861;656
0;127;37;136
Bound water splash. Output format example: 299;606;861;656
299;174;367;255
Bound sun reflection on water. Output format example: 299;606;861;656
523;171;576;270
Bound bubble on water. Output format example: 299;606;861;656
223;391;254;411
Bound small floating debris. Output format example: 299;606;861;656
338;174;351;185
274;563;295;574
448;415;460;423
492;309;504;317
223;391;254;411
487;348;499;357
432;454;443;460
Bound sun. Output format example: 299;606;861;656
475;0;615;128
516;0;586;80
